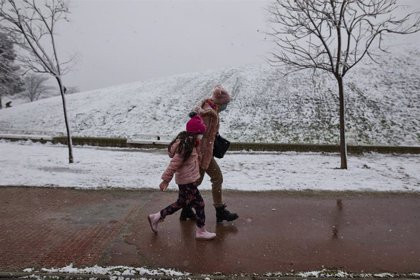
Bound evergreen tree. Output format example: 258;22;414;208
0;32;23;109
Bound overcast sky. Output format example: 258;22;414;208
56;0;420;91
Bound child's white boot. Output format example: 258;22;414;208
195;226;216;240
148;212;161;233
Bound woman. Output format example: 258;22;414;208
180;85;239;223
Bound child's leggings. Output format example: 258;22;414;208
160;183;205;228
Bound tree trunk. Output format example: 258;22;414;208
56;76;74;163
337;76;347;169
0;96;2;109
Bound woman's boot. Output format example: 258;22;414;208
180;206;197;221
215;204;238;223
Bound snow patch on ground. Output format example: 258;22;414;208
268;269;420;278
22;265;420;279
38;263;188;278
1;140;419;192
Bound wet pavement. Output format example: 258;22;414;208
0;187;420;274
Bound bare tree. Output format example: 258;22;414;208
0;0;75;163
23;73;53;101
268;0;420;169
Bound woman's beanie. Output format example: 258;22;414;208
186;112;206;134
211;85;231;105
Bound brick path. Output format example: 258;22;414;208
1;187;420;274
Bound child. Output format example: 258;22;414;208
148;112;216;240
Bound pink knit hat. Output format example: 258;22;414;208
211;85;231;105
186;112;206;134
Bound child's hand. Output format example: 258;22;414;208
159;181;169;191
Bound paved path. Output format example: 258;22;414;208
1;187;420;275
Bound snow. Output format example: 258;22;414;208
1;140;419;192
268;269;420;278
0;49;419;146
39;263;188;277
22;265;420;279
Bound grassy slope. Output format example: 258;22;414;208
0;50;419;145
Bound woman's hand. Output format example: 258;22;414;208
159;181;169;191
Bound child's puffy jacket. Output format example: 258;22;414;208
161;140;201;185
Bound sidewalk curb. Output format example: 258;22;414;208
1;272;419;280
0;271;245;279
2;185;420;196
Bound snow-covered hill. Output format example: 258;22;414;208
1;50;419;145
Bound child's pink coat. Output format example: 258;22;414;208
161;140;201;185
